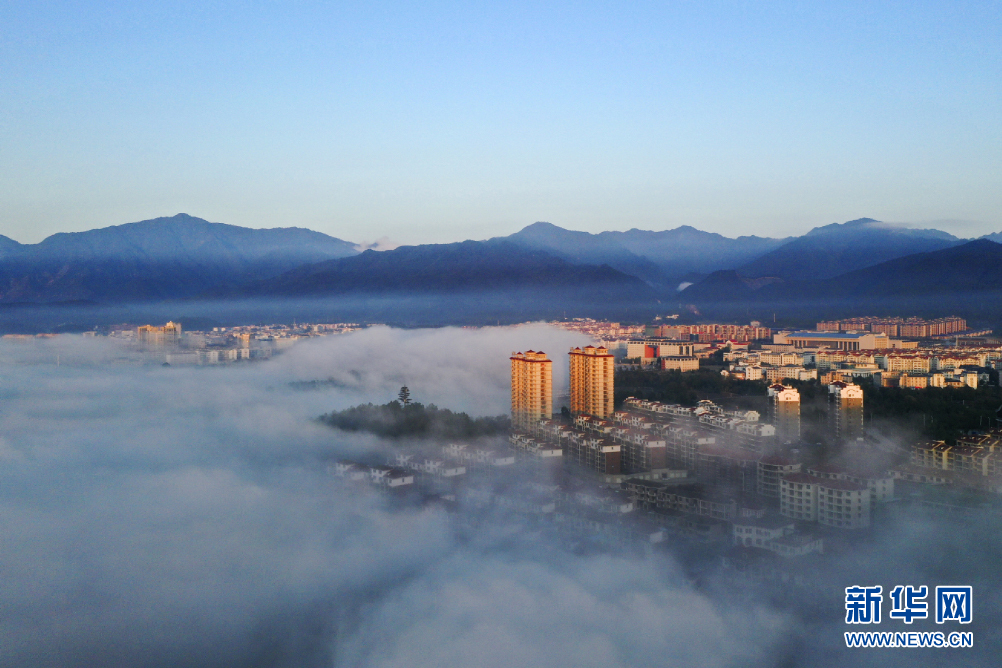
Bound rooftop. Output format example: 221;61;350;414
788;331;885;340
769;533;821;547
732;514;794;530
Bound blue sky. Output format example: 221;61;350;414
1;1;999;245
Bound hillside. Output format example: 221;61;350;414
681;239;1002;304
241;239;657;299
822;238;1002;297
738;218;961;280
599;226;787;281
504;222;786;285
504;222;670;285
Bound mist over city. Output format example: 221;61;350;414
0;323;997;667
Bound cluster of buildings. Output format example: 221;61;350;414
621;338;700;371
721;333;1000;389
896;432;1002;495
332;321;1002;580
333;444;670;547
507;343;885;548
123;321;364;364
817;316;968;338
552;321;777;372
645;323;773;342
548;319;646;342
809;347;993;389
723;347;820;383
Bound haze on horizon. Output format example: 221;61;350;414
2;1;1000;245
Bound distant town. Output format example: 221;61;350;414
2;321;367;364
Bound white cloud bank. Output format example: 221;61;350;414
0;326;997;667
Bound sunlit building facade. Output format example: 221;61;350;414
828;381;864;443
510;350;553;431
137;321;182;347
768;384;801;444
569;345;615;418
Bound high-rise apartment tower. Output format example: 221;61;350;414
510;350;553;431
828;381;864;443
137;321;182;347
569;346;615;418
768;384;801;444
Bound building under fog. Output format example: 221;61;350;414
136;321;182;347
767;384;801;444
828;381;864;443
510;350;553;431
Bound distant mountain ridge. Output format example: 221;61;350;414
681;238;1002;303
0;214;358;303
0;214;358;262
0;213;999;308
239;239;655;299
737;218;963;280
502;222;788;286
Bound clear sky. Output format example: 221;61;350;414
1;1;999;245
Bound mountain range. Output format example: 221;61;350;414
0;214;1000;315
682;238;1002;302
237;239;652;298
0;214;357;302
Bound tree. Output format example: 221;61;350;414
398;386;411;405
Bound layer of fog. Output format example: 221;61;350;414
0;325;1000;667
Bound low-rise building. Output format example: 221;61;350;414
731;516;824;557
661;356;700;372
697;444;760;493
758;456;802;498
565;433;621;474
657;483;738;521
806;463;894;503
775;331;890;350
780;473;871;528
509;433;563;459
732;514;795;547
763;365;817;382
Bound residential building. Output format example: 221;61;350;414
647;324;772;342
625;339;695;362
508;433;564;460
828;381;864;443
780;473;871;529
900;373;930;389
697;444;760;493
758;456;801;498
569;345;615;418
613;429;668;474
816;317;967;337
510;350;553;431
564;432;621;474
763;365;817;382
768;384;801;444
661;356;700;372
137;321;182;347
805;463;894;503
655;483;738;521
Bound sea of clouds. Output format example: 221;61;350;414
0;325;998;667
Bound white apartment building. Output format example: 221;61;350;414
780;473;871;529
